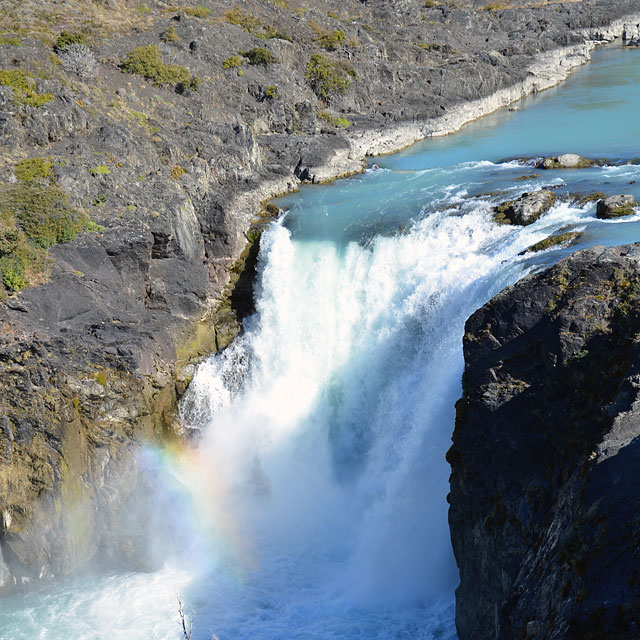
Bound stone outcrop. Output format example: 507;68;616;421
493;190;557;226
596;194;637;218
520;231;582;254
538;153;596;169
1;0;640;592
449;244;640;640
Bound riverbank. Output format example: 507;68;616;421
1;0;639;593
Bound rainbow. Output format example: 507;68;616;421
141;439;257;579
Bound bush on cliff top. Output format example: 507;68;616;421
242;47;279;66
316;29;346;51
120;45;200;91
0;177;99;295
305;54;355;101
0;69;53;108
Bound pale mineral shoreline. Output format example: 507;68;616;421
234;13;640;208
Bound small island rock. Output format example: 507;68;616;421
494;190;557;226
538;153;596;169
596;194;637;219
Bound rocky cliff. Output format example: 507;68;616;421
450;244;640;639
1;0;640;593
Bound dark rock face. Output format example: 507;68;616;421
494;190;557;225
596;194;637;218
449;244;640;640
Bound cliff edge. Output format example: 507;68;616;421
450;244;640;639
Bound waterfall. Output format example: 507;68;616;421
175;188;555;639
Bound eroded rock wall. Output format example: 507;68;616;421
450;244;640;639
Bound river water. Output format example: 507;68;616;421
1;44;640;640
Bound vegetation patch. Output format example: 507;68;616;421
223;55;243;70
264;84;277;99
259;25;292;41
260;0;289;8
0;178;99;296
15;158;54;183
174;5;212;18
317;110;350;128
0;33;22;46
316;29;346;51
171;165;186;179
54;31;88;52
120;45;200;91
0;69;53;108
161;26;180;43
305;54;356;101
223;7;263;33
242;47;279;66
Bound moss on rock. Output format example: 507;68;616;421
522;231;582;254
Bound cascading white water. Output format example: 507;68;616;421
175;186;581;639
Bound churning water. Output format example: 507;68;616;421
2;44;640;640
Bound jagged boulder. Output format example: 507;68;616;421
449;244;640;640
493;190;557;225
596;194;637;218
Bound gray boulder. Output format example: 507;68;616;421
494;190;557;225
596;194;637;218
539;153;596;169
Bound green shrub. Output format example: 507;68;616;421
264;84;277;98
242;47;278;66
305;54;356;101
2;184;90;248
259;25;292;41
223;55;243;69
181;5;211;17
482;2;509;11
317;110;350;127
161;26;181;43
0;69;53;108
223;7;262;32
317;29;346;51
15;158;54;182
90;165;110;176
1;265;27;292
54;31;87;51
177;76;201;93
0;179;99;295
120;45;193;88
